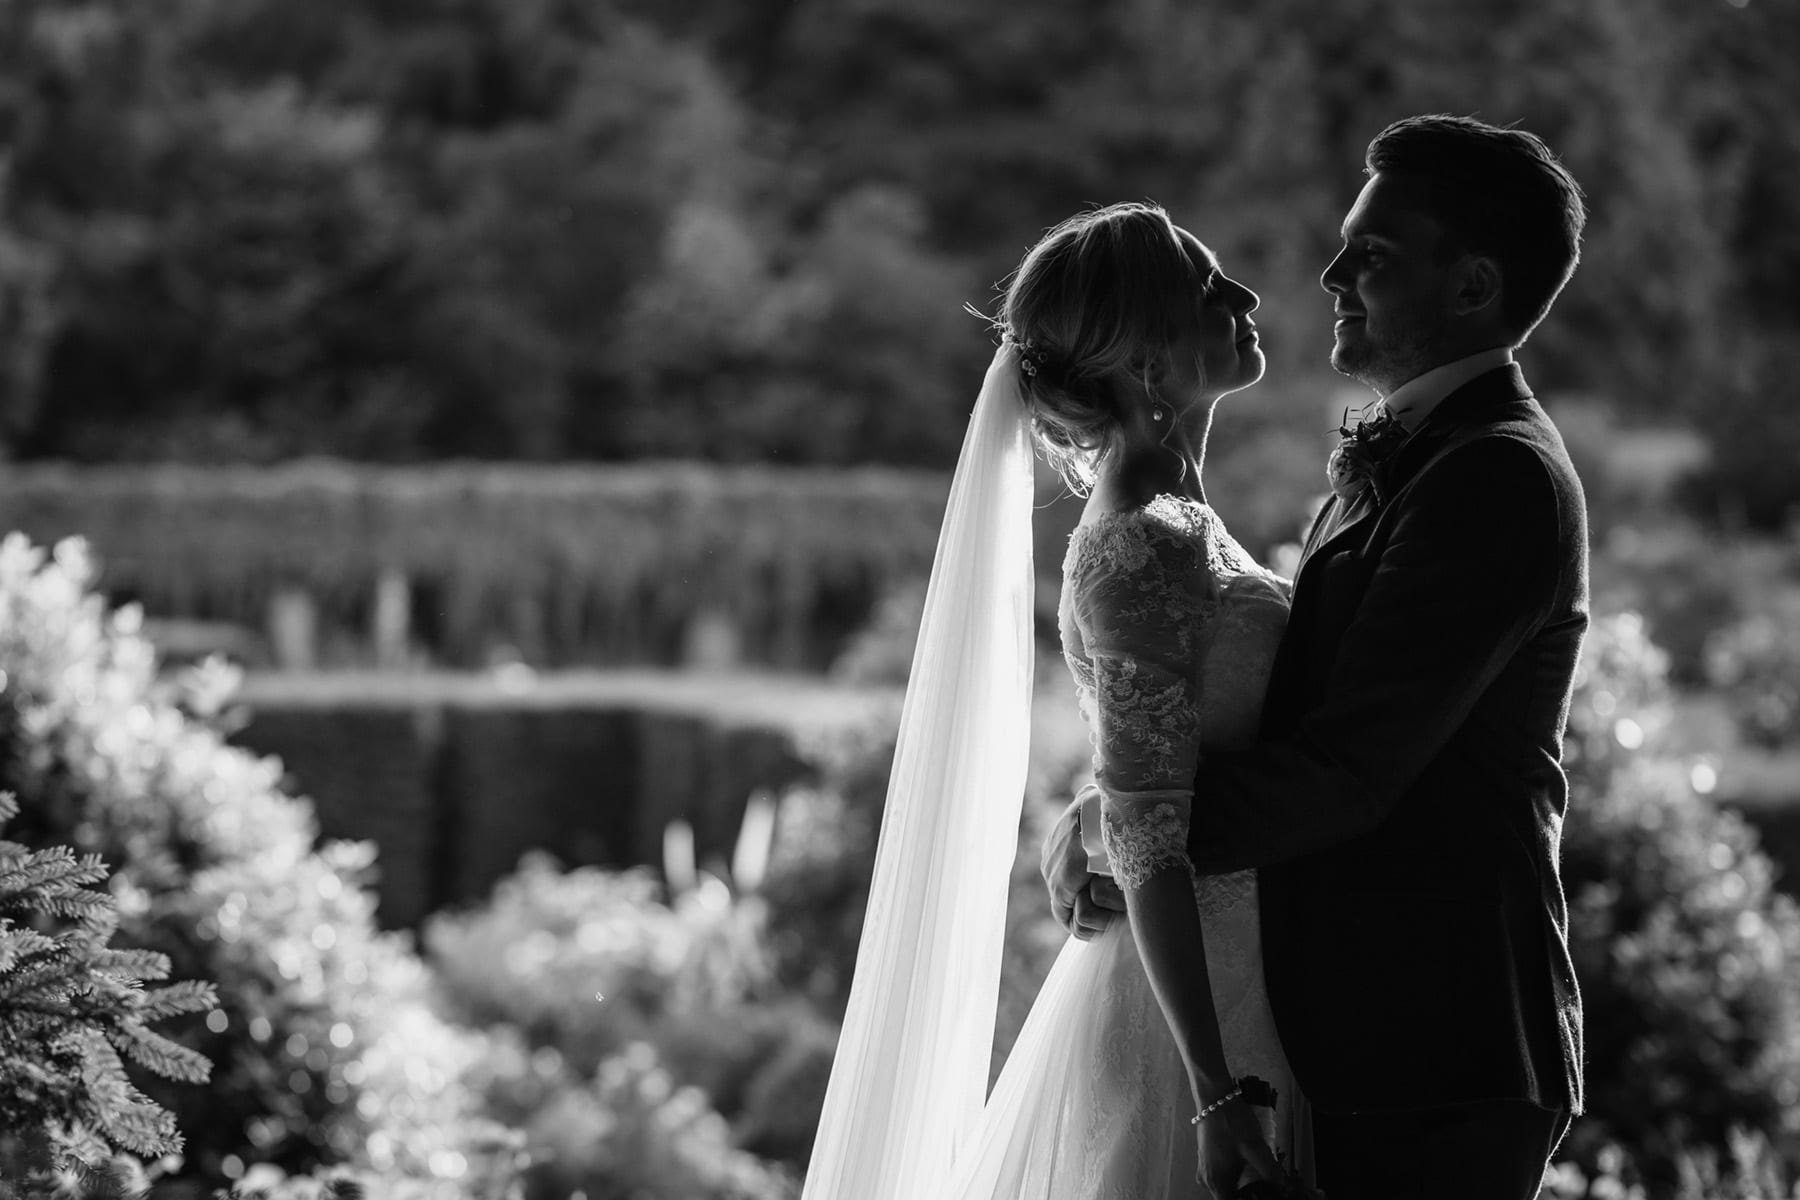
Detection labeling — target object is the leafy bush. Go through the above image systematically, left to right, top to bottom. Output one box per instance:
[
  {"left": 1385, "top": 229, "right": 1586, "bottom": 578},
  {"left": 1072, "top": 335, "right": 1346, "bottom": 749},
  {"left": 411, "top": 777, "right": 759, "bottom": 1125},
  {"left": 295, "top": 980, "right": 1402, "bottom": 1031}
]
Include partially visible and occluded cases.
[
  {"left": 0, "top": 535, "right": 516, "bottom": 1194},
  {"left": 1558, "top": 613, "right": 1800, "bottom": 1198},
  {"left": 425, "top": 852, "right": 808, "bottom": 1198},
  {"left": 427, "top": 854, "right": 777, "bottom": 1074},
  {"left": 473, "top": 1035, "right": 795, "bottom": 1200}
]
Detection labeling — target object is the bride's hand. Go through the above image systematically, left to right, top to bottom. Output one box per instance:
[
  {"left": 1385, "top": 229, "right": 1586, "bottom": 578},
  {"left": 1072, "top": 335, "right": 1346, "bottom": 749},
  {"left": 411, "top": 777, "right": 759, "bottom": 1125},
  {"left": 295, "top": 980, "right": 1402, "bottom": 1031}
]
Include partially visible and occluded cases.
[{"left": 1196, "top": 1097, "right": 1282, "bottom": 1198}]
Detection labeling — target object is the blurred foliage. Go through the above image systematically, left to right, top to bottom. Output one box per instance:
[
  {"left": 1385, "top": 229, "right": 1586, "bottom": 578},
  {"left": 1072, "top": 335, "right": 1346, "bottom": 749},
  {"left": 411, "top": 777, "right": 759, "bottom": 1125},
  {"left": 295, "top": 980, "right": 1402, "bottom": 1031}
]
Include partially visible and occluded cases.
[
  {"left": 0, "top": 0, "right": 1796, "bottom": 523},
  {"left": 0, "top": 461, "right": 946, "bottom": 669},
  {"left": 1590, "top": 526, "right": 1800, "bottom": 753},
  {"left": 0, "top": 535, "right": 521, "bottom": 1194},
  {"left": 829, "top": 581, "right": 928, "bottom": 688},
  {"left": 1704, "top": 597, "right": 1800, "bottom": 752},
  {"left": 1559, "top": 614, "right": 1800, "bottom": 1198},
  {"left": 419, "top": 661, "right": 1091, "bottom": 1196},
  {"left": 424, "top": 852, "right": 806, "bottom": 1198}
]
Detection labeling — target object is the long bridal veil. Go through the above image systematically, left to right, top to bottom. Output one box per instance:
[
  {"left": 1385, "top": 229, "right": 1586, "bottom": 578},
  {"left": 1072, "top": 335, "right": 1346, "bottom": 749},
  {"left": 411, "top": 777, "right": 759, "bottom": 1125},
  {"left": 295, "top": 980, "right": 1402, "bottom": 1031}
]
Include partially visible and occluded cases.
[{"left": 800, "top": 343, "right": 1037, "bottom": 1200}]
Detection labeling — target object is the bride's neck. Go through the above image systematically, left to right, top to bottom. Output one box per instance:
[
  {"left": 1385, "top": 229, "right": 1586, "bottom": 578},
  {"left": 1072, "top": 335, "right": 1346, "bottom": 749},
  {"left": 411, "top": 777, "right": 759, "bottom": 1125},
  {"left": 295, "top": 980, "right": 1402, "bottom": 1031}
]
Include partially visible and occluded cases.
[{"left": 1101, "top": 393, "right": 1214, "bottom": 508}]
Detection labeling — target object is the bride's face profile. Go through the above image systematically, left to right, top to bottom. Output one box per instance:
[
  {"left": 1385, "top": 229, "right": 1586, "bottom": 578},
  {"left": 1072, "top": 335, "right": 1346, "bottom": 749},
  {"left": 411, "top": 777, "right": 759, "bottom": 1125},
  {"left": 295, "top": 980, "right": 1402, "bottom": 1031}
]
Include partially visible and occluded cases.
[{"left": 1172, "top": 231, "right": 1264, "bottom": 403}]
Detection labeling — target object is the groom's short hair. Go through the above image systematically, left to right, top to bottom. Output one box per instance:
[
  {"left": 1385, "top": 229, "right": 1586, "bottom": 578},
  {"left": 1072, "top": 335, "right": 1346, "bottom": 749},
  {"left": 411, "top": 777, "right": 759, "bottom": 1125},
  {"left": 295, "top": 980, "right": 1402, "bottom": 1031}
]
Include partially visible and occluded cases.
[{"left": 1367, "top": 114, "right": 1587, "bottom": 343}]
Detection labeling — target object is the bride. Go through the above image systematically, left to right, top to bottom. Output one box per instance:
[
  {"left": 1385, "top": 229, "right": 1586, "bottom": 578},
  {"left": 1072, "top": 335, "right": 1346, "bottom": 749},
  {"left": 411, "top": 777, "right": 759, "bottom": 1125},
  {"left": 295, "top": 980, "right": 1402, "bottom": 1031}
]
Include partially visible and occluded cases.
[{"left": 802, "top": 202, "right": 1316, "bottom": 1199}]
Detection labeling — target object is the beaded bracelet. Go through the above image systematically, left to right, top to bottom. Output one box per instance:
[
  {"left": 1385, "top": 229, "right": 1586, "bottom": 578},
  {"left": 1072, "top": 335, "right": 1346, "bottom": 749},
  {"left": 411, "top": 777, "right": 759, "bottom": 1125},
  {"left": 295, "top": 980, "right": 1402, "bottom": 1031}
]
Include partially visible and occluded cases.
[{"left": 1189, "top": 1084, "right": 1245, "bottom": 1125}]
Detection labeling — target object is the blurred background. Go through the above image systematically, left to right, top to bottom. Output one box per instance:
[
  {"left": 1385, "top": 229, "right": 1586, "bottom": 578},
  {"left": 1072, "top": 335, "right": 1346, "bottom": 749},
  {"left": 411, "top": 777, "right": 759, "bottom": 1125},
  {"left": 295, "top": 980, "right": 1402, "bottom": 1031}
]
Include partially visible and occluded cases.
[{"left": 0, "top": 0, "right": 1798, "bottom": 1197}]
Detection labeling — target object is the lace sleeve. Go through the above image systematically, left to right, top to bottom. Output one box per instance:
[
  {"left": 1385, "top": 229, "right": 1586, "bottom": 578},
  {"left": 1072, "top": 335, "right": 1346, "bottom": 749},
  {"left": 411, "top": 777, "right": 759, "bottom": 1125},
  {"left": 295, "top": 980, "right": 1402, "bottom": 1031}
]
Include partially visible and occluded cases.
[{"left": 1068, "top": 510, "right": 1214, "bottom": 891}]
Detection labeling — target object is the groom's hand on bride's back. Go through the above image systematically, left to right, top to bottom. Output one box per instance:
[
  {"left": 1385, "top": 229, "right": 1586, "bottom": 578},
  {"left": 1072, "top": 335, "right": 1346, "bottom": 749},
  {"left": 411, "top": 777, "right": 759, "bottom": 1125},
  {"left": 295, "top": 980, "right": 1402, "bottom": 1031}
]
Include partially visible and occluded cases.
[{"left": 1041, "top": 785, "right": 1126, "bottom": 939}]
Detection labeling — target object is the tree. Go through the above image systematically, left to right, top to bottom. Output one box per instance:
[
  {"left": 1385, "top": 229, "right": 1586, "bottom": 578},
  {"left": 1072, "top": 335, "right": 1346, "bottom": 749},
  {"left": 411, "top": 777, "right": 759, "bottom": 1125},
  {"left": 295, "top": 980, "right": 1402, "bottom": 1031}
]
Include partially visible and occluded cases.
[
  {"left": 1, "top": 0, "right": 1797, "bottom": 512},
  {"left": 0, "top": 792, "right": 215, "bottom": 1181}
]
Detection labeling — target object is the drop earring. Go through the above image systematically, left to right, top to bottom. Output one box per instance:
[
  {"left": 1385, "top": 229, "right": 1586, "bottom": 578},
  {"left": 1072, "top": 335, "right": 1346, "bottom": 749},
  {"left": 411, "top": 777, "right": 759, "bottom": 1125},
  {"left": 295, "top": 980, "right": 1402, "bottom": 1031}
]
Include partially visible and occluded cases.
[{"left": 1152, "top": 404, "right": 1168, "bottom": 423}]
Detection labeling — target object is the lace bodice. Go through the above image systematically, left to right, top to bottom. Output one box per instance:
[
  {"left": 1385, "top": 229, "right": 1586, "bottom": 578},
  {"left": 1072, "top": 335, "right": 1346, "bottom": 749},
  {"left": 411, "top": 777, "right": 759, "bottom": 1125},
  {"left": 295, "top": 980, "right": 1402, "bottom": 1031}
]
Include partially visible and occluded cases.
[{"left": 1059, "top": 495, "right": 1290, "bottom": 892}]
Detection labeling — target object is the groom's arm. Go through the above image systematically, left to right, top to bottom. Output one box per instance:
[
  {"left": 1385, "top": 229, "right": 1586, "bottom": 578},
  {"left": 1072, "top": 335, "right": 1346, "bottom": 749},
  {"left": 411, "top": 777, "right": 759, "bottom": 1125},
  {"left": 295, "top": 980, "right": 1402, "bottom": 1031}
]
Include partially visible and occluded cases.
[{"left": 1187, "top": 436, "right": 1571, "bottom": 873}]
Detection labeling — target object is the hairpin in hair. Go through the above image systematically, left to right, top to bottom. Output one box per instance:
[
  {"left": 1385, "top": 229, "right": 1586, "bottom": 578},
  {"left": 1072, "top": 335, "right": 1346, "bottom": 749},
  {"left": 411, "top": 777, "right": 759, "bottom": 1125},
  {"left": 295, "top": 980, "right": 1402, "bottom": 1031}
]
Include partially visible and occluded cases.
[{"left": 1001, "top": 327, "right": 1048, "bottom": 377}]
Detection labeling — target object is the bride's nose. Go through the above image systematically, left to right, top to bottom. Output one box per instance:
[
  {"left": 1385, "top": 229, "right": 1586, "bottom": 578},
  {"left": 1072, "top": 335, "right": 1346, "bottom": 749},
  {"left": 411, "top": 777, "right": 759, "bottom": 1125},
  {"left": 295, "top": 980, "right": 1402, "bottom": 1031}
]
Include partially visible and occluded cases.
[{"left": 1224, "top": 276, "right": 1259, "bottom": 314}]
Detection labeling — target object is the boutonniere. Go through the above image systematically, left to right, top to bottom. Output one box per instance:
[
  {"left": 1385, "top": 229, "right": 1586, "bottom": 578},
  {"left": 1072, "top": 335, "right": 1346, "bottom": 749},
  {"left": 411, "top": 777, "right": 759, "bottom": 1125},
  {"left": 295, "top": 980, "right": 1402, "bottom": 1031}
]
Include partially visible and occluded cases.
[{"left": 1325, "top": 403, "right": 1410, "bottom": 507}]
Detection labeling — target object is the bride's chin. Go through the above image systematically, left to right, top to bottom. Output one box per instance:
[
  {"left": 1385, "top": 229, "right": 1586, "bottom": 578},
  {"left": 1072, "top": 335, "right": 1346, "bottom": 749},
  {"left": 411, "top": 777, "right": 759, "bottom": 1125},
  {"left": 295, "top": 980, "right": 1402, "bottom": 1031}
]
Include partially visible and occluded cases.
[{"left": 1231, "top": 357, "right": 1268, "bottom": 393}]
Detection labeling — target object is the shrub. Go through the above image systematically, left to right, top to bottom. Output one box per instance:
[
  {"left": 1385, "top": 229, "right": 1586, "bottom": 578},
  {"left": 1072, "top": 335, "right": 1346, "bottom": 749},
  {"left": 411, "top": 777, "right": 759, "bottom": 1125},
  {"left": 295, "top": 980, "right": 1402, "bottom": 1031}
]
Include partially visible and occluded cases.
[
  {"left": 0, "top": 535, "right": 515, "bottom": 1194},
  {"left": 1558, "top": 614, "right": 1800, "bottom": 1198},
  {"left": 0, "top": 790, "right": 216, "bottom": 1186},
  {"left": 425, "top": 852, "right": 806, "bottom": 1198},
  {"left": 426, "top": 854, "right": 778, "bottom": 1075}
]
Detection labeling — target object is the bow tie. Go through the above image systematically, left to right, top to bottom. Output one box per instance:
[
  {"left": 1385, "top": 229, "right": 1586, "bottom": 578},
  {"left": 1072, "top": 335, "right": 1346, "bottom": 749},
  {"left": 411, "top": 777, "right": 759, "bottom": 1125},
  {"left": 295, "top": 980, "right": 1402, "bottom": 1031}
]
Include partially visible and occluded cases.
[{"left": 1325, "top": 404, "right": 1410, "bottom": 507}]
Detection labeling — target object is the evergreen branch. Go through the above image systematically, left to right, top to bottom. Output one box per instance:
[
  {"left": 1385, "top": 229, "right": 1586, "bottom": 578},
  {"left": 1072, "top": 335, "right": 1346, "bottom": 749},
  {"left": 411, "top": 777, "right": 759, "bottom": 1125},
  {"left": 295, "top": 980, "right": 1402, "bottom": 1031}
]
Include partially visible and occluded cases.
[
  {"left": 0, "top": 791, "right": 212, "bottom": 1169},
  {"left": 0, "top": 847, "right": 110, "bottom": 894},
  {"left": 0, "top": 925, "right": 58, "bottom": 972},
  {"left": 86, "top": 947, "right": 173, "bottom": 982},
  {"left": 0, "top": 955, "right": 85, "bottom": 1006},
  {"left": 133, "top": 978, "right": 218, "bottom": 1021},
  {"left": 109, "top": 1020, "right": 213, "bottom": 1085},
  {"left": 62, "top": 1027, "right": 184, "bottom": 1157}
]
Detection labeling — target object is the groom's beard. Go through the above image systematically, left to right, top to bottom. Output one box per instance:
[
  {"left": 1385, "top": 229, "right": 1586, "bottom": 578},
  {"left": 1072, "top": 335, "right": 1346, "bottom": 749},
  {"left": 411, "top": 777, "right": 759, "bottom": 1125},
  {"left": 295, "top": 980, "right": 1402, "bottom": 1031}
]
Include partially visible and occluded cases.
[{"left": 1331, "top": 310, "right": 1455, "bottom": 394}]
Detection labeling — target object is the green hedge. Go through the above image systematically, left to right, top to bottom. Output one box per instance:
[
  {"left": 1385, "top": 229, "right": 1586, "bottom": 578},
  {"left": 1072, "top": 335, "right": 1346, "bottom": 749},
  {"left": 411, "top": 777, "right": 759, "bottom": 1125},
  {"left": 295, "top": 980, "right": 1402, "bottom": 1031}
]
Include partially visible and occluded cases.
[
  {"left": 1, "top": 461, "right": 950, "bottom": 669},
  {"left": 231, "top": 671, "right": 896, "bottom": 929}
]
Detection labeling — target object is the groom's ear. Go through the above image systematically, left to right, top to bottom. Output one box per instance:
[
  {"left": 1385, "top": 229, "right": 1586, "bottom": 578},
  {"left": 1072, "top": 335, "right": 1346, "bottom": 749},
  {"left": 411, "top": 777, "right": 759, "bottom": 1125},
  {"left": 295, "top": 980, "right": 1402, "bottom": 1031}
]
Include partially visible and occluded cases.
[{"left": 1451, "top": 255, "right": 1503, "bottom": 318}]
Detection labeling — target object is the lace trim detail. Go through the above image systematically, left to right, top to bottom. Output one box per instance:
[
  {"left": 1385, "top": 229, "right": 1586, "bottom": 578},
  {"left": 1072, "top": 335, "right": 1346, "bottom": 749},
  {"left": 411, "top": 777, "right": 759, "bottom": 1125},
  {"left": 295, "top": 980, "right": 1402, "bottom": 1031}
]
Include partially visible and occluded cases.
[
  {"left": 1066, "top": 496, "right": 1207, "bottom": 579},
  {"left": 1065, "top": 500, "right": 1215, "bottom": 795},
  {"left": 1091, "top": 658, "right": 1195, "bottom": 789},
  {"left": 1100, "top": 793, "right": 1194, "bottom": 891},
  {"left": 1195, "top": 869, "right": 1257, "bottom": 920}
]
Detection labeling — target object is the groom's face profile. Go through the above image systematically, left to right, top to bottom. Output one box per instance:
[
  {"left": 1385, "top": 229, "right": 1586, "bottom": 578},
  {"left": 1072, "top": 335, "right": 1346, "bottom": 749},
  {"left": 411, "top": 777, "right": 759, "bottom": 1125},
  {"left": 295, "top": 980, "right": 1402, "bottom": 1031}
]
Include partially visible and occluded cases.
[{"left": 1321, "top": 172, "right": 1465, "bottom": 394}]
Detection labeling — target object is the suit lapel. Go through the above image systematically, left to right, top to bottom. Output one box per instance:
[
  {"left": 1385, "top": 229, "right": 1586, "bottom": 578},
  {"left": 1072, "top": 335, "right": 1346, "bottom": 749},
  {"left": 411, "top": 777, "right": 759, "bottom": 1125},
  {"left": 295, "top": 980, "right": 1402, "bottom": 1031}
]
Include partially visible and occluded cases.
[
  {"left": 1377, "top": 363, "right": 1534, "bottom": 497},
  {"left": 1291, "top": 364, "right": 1535, "bottom": 582},
  {"left": 1297, "top": 491, "right": 1373, "bottom": 574},
  {"left": 1295, "top": 495, "right": 1343, "bottom": 573}
]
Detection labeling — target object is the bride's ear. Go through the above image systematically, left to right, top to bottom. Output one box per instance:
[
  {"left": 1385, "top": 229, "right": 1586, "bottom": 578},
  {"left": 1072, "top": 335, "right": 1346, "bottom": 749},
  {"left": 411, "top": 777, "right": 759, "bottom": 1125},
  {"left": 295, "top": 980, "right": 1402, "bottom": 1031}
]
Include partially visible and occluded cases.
[{"left": 1452, "top": 255, "right": 1503, "bottom": 317}]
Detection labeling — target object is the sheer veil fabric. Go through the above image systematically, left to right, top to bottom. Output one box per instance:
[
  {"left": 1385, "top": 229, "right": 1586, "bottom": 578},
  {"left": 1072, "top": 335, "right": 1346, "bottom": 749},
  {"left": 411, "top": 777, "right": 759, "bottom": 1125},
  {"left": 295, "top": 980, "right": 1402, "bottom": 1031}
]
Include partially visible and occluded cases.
[{"left": 801, "top": 344, "right": 1038, "bottom": 1200}]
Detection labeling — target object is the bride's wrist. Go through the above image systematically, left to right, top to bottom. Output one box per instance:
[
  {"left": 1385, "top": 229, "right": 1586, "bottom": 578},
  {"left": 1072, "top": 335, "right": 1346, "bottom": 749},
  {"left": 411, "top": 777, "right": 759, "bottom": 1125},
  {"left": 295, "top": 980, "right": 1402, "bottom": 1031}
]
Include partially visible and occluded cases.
[
  {"left": 1187, "top": 1064, "right": 1236, "bottom": 1106},
  {"left": 1190, "top": 1081, "right": 1245, "bottom": 1125}
]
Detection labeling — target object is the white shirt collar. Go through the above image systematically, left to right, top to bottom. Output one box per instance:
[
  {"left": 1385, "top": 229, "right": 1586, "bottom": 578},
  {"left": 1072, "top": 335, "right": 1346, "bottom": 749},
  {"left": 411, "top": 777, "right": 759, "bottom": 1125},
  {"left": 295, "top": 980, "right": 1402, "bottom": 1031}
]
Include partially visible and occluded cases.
[{"left": 1379, "top": 347, "right": 1515, "bottom": 432}]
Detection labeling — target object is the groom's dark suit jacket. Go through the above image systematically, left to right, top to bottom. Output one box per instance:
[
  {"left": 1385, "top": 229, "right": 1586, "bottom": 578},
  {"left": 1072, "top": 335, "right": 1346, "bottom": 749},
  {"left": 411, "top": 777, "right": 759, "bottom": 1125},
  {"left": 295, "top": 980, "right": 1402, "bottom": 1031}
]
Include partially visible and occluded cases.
[{"left": 1187, "top": 364, "right": 1587, "bottom": 1118}]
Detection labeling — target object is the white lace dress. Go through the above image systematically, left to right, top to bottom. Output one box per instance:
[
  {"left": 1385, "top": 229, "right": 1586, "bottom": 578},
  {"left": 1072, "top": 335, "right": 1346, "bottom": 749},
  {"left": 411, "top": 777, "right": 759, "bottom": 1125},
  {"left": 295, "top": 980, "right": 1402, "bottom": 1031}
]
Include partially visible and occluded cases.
[{"left": 948, "top": 495, "right": 1308, "bottom": 1200}]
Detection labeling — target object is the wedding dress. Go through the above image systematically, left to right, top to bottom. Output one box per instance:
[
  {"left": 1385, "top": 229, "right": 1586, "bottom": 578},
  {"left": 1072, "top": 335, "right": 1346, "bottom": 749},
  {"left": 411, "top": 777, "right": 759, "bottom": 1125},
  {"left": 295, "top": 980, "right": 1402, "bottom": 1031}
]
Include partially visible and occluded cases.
[
  {"left": 800, "top": 348, "right": 1308, "bottom": 1200},
  {"left": 947, "top": 493, "right": 1310, "bottom": 1200}
]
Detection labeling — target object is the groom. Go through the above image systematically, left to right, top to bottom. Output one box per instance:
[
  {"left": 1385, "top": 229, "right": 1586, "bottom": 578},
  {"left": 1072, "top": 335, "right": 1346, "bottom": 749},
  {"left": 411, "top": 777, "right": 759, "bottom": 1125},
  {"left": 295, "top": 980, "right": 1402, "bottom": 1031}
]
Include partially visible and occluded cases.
[{"left": 1043, "top": 114, "right": 1589, "bottom": 1199}]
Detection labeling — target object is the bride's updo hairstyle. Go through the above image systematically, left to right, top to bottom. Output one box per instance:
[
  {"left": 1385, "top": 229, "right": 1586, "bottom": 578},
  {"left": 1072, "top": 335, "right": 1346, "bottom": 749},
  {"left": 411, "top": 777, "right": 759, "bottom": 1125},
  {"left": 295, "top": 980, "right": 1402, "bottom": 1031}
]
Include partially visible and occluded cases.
[{"left": 999, "top": 201, "right": 1208, "bottom": 492}]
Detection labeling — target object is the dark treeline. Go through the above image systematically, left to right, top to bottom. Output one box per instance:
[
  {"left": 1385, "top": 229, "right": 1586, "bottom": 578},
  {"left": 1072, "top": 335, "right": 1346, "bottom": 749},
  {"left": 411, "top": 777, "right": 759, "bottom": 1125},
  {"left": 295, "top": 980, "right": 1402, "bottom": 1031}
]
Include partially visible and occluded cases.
[{"left": 1, "top": 0, "right": 1796, "bottom": 521}]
